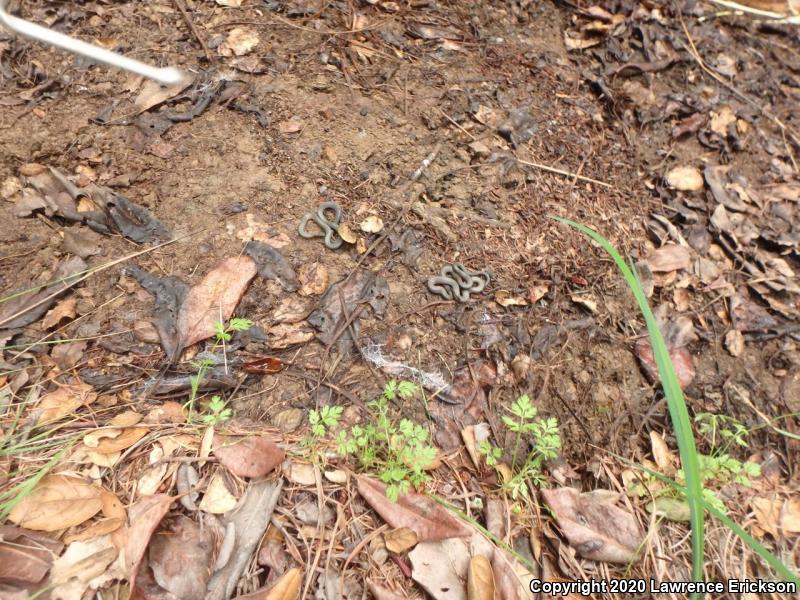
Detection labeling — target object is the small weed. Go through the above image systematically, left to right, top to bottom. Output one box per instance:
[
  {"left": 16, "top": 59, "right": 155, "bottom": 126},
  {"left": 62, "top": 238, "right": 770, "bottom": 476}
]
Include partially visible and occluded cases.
[
  {"left": 186, "top": 317, "right": 252, "bottom": 421},
  {"left": 335, "top": 380, "right": 437, "bottom": 502},
  {"left": 478, "top": 394, "right": 561, "bottom": 499},
  {"left": 199, "top": 395, "right": 233, "bottom": 426},
  {"left": 305, "top": 405, "right": 344, "bottom": 447}
]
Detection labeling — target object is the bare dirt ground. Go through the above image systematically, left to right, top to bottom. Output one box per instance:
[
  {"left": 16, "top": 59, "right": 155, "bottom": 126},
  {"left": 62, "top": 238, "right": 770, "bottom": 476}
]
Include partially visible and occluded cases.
[{"left": 2, "top": 1, "right": 800, "bottom": 598}]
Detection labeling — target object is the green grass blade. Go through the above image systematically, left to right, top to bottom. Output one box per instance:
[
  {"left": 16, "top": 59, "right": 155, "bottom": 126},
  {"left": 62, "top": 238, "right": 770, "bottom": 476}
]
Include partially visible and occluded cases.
[{"left": 551, "top": 216, "right": 706, "bottom": 585}]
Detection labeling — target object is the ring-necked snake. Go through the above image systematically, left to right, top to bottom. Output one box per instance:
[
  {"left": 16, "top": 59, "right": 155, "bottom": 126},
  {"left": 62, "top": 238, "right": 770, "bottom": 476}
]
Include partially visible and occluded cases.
[
  {"left": 298, "top": 201, "right": 344, "bottom": 249},
  {"left": 427, "top": 263, "right": 490, "bottom": 302}
]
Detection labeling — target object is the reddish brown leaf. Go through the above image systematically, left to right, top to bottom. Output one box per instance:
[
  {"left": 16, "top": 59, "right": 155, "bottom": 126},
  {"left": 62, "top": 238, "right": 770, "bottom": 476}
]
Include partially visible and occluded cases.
[
  {"left": 176, "top": 256, "right": 257, "bottom": 349},
  {"left": 634, "top": 339, "right": 695, "bottom": 390},
  {"left": 242, "top": 356, "right": 285, "bottom": 375},
  {"left": 213, "top": 434, "right": 285, "bottom": 478},
  {"left": 356, "top": 476, "right": 472, "bottom": 541},
  {"left": 125, "top": 494, "right": 173, "bottom": 595},
  {"left": 0, "top": 526, "right": 63, "bottom": 586},
  {"left": 236, "top": 567, "right": 302, "bottom": 599},
  {"left": 367, "top": 581, "right": 409, "bottom": 600}
]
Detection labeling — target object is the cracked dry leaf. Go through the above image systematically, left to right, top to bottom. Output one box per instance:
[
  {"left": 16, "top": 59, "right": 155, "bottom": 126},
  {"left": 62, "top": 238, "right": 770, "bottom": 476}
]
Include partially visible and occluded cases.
[
  {"left": 219, "top": 27, "right": 260, "bottom": 57},
  {"left": 176, "top": 256, "right": 257, "bottom": 350},
  {"left": 41, "top": 297, "right": 77, "bottom": 329},
  {"left": 267, "top": 322, "right": 315, "bottom": 348},
  {"left": 725, "top": 329, "right": 745, "bottom": 357},
  {"left": 649, "top": 431, "right": 676, "bottom": 475},
  {"left": 9, "top": 475, "right": 103, "bottom": 532},
  {"left": 357, "top": 476, "right": 472, "bottom": 541},
  {"left": 541, "top": 487, "right": 644, "bottom": 564},
  {"left": 0, "top": 526, "right": 63, "bottom": 586},
  {"left": 384, "top": 527, "right": 418, "bottom": 553},
  {"left": 48, "top": 535, "right": 118, "bottom": 600}
]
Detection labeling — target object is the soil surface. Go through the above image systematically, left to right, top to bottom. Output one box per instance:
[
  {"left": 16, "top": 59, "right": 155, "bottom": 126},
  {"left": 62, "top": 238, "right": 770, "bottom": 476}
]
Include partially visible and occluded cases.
[{"left": 2, "top": 1, "right": 800, "bottom": 599}]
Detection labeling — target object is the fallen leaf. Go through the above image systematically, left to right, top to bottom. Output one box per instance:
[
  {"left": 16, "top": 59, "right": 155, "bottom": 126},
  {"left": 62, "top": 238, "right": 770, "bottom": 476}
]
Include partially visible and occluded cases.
[
  {"left": 216, "top": 0, "right": 243, "bottom": 5},
  {"left": 219, "top": 27, "right": 260, "bottom": 57},
  {"left": 133, "top": 76, "right": 193, "bottom": 113},
  {"left": 710, "top": 105, "right": 736, "bottom": 137},
  {"left": 666, "top": 166, "right": 703, "bottom": 191},
  {"left": 360, "top": 215, "right": 384, "bottom": 233},
  {"left": 337, "top": 223, "right": 357, "bottom": 244},
  {"left": 646, "top": 244, "right": 691, "bottom": 273},
  {"left": 176, "top": 256, "right": 257, "bottom": 351},
  {"left": 298, "top": 262, "right": 329, "bottom": 296},
  {"left": 528, "top": 284, "right": 549, "bottom": 303},
  {"left": 495, "top": 290, "right": 528, "bottom": 307},
  {"left": 571, "top": 294, "right": 597, "bottom": 313},
  {"left": 272, "top": 296, "right": 312, "bottom": 324},
  {"left": 41, "top": 297, "right": 77, "bottom": 329},
  {"left": 725, "top": 329, "right": 745, "bottom": 357},
  {"left": 635, "top": 339, "right": 695, "bottom": 389},
  {"left": 243, "top": 356, "right": 285, "bottom": 374},
  {"left": 36, "top": 382, "right": 96, "bottom": 425},
  {"left": 272, "top": 408, "right": 304, "bottom": 432},
  {"left": 93, "top": 427, "right": 148, "bottom": 454},
  {"left": 213, "top": 434, "right": 285, "bottom": 478},
  {"left": 286, "top": 461, "right": 316, "bottom": 486},
  {"left": 199, "top": 471, "right": 238, "bottom": 514},
  {"left": 9, "top": 475, "right": 103, "bottom": 532},
  {"left": 357, "top": 476, "right": 472, "bottom": 541},
  {"left": 542, "top": 487, "right": 644, "bottom": 563},
  {"left": 125, "top": 494, "right": 174, "bottom": 595},
  {"left": 752, "top": 495, "right": 781, "bottom": 538},
  {"left": 648, "top": 497, "right": 690, "bottom": 522},
  {"left": 780, "top": 497, "right": 800, "bottom": 534},
  {"left": 149, "top": 515, "right": 214, "bottom": 598},
  {"left": 0, "top": 526, "right": 63, "bottom": 586},
  {"left": 384, "top": 527, "right": 418, "bottom": 553},
  {"left": 48, "top": 535, "right": 118, "bottom": 600},
  {"left": 408, "top": 538, "right": 469, "bottom": 600},
  {"left": 468, "top": 555, "right": 495, "bottom": 600},
  {"left": 367, "top": 581, "right": 407, "bottom": 600}
]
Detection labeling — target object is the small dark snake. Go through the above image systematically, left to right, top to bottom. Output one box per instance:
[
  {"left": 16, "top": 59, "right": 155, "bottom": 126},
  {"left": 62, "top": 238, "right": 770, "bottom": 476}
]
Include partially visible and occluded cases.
[
  {"left": 298, "top": 201, "right": 344, "bottom": 249},
  {"left": 426, "top": 263, "right": 490, "bottom": 302}
]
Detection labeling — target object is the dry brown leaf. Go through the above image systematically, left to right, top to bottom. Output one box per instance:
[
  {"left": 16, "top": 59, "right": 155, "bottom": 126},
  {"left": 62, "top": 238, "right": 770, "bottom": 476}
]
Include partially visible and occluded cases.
[
  {"left": 216, "top": 0, "right": 243, "bottom": 5},
  {"left": 219, "top": 27, "right": 260, "bottom": 57},
  {"left": 710, "top": 105, "right": 736, "bottom": 137},
  {"left": 278, "top": 116, "right": 304, "bottom": 134},
  {"left": 666, "top": 166, "right": 704, "bottom": 191},
  {"left": 337, "top": 223, "right": 357, "bottom": 244},
  {"left": 646, "top": 244, "right": 691, "bottom": 273},
  {"left": 176, "top": 256, "right": 257, "bottom": 350},
  {"left": 298, "top": 262, "right": 329, "bottom": 296},
  {"left": 528, "top": 284, "right": 549, "bottom": 303},
  {"left": 495, "top": 290, "right": 528, "bottom": 307},
  {"left": 41, "top": 297, "right": 77, "bottom": 329},
  {"left": 37, "top": 382, "right": 97, "bottom": 425},
  {"left": 108, "top": 410, "right": 143, "bottom": 427},
  {"left": 93, "top": 427, "right": 148, "bottom": 454},
  {"left": 213, "top": 434, "right": 285, "bottom": 478},
  {"left": 286, "top": 461, "right": 316, "bottom": 486},
  {"left": 9, "top": 475, "right": 103, "bottom": 532},
  {"left": 357, "top": 476, "right": 472, "bottom": 541},
  {"left": 542, "top": 487, "right": 644, "bottom": 564},
  {"left": 125, "top": 494, "right": 173, "bottom": 595},
  {"left": 752, "top": 495, "right": 782, "bottom": 538},
  {"left": 780, "top": 497, "right": 800, "bottom": 534},
  {"left": 63, "top": 517, "right": 124, "bottom": 544},
  {"left": 0, "top": 526, "right": 63, "bottom": 586},
  {"left": 384, "top": 527, "right": 419, "bottom": 553},
  {"left": 48, "top": 535, "right": 118, "bottom": 600},
  {"left": 467, "top": 555, "right": 495, "bottom": 600},
  {"left": 366, "top": 581, "right": 408, "bottom": 600}
]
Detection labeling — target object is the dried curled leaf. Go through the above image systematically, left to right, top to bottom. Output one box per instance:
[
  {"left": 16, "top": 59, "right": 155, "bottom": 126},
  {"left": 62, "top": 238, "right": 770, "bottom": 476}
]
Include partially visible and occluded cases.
[{"left": 468, "top": 555, "right": 495, "bottom": 600}]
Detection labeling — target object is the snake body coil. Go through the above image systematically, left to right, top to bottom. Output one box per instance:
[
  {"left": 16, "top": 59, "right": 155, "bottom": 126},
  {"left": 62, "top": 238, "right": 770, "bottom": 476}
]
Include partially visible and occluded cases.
[{"left": 426, "top": 264, "right": 490, "bottom": 302}]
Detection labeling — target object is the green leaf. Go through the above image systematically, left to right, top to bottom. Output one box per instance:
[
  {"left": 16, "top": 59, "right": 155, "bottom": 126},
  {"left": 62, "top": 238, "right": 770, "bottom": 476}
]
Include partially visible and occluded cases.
[{"left": 228, "top": 317, "right": 254, "bottom": 332}]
